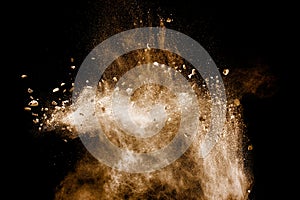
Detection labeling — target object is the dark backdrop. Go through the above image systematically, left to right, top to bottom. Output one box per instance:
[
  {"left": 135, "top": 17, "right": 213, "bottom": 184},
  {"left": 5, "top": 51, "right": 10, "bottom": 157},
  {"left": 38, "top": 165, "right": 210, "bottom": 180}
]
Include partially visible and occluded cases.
[{"left": 6, "top": 1, "right": 295, "bottom": 199}]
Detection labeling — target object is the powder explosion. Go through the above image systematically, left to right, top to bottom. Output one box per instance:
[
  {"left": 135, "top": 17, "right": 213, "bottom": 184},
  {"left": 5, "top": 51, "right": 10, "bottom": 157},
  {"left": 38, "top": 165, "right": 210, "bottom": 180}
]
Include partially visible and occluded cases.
[{"left": 20, "top": 15, "right": 262, "bottom": 200}]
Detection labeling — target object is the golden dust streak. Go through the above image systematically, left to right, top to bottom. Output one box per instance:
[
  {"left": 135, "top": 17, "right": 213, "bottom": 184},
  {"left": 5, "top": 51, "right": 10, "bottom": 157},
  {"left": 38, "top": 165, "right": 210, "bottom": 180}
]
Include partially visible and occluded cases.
[{"left": 20, "top": 16, "right": 276, "bottom": 200}]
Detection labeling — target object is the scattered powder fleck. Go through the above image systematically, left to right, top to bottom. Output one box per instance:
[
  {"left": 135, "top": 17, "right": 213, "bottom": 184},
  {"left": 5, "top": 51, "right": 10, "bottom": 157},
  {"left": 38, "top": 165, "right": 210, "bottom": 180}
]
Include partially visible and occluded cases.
[
  {"left": 223, "top": 68, "right": 230, "bottom": 75},
  {"left": 27, "top": 88, "right": 33, "bottom": 94},
  {"left": 53, "top": 88, "right": 60, "bottom": 93},
  {"left": 28, "top": 100, "right": 38, "bottom": 107}
]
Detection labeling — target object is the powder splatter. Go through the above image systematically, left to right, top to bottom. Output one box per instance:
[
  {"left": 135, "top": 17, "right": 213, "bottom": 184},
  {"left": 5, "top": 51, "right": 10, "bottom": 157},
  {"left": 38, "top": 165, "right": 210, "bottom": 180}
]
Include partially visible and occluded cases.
[{"left": 19, "top": 8, "right": 271, "bottom": 200}]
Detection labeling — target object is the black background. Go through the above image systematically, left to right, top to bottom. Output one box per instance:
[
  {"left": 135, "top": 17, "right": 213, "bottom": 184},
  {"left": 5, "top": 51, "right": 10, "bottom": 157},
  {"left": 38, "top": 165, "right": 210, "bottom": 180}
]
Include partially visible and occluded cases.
[{"left": 6, "top": 1, "right": 296, "bottom": 199}]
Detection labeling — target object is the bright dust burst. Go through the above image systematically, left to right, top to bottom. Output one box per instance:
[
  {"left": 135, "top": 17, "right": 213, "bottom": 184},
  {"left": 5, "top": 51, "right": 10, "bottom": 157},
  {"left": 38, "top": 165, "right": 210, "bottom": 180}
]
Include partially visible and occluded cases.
[{"left": 21, "top": 18, "right": 260, "bottom": 200}]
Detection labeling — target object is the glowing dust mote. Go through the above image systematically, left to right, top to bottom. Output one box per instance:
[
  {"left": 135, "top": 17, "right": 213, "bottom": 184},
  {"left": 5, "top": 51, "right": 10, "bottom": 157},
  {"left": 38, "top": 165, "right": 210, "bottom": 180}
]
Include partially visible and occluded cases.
[{"left": 22, "top": 26, "right": 255, "bottom": 200}]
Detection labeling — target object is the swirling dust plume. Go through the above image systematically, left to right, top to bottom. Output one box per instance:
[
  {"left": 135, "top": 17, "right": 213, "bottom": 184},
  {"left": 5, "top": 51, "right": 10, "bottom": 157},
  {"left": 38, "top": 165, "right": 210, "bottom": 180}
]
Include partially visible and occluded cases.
[{"left": 20, "top": 13, "right": 278, "bottom": 200}]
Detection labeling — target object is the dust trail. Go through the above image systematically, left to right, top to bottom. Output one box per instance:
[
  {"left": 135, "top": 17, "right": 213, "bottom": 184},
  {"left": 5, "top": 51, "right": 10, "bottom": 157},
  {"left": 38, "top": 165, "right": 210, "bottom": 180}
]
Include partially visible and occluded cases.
[
  {"left": 19, "top": 2, "right": 274, "bottom": 199},
  {"left": 24, "top": 46, "right": 256, "bottom": 199},
  {"left": 52, "top": 83, "right": 253, "bottom": 199}
]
